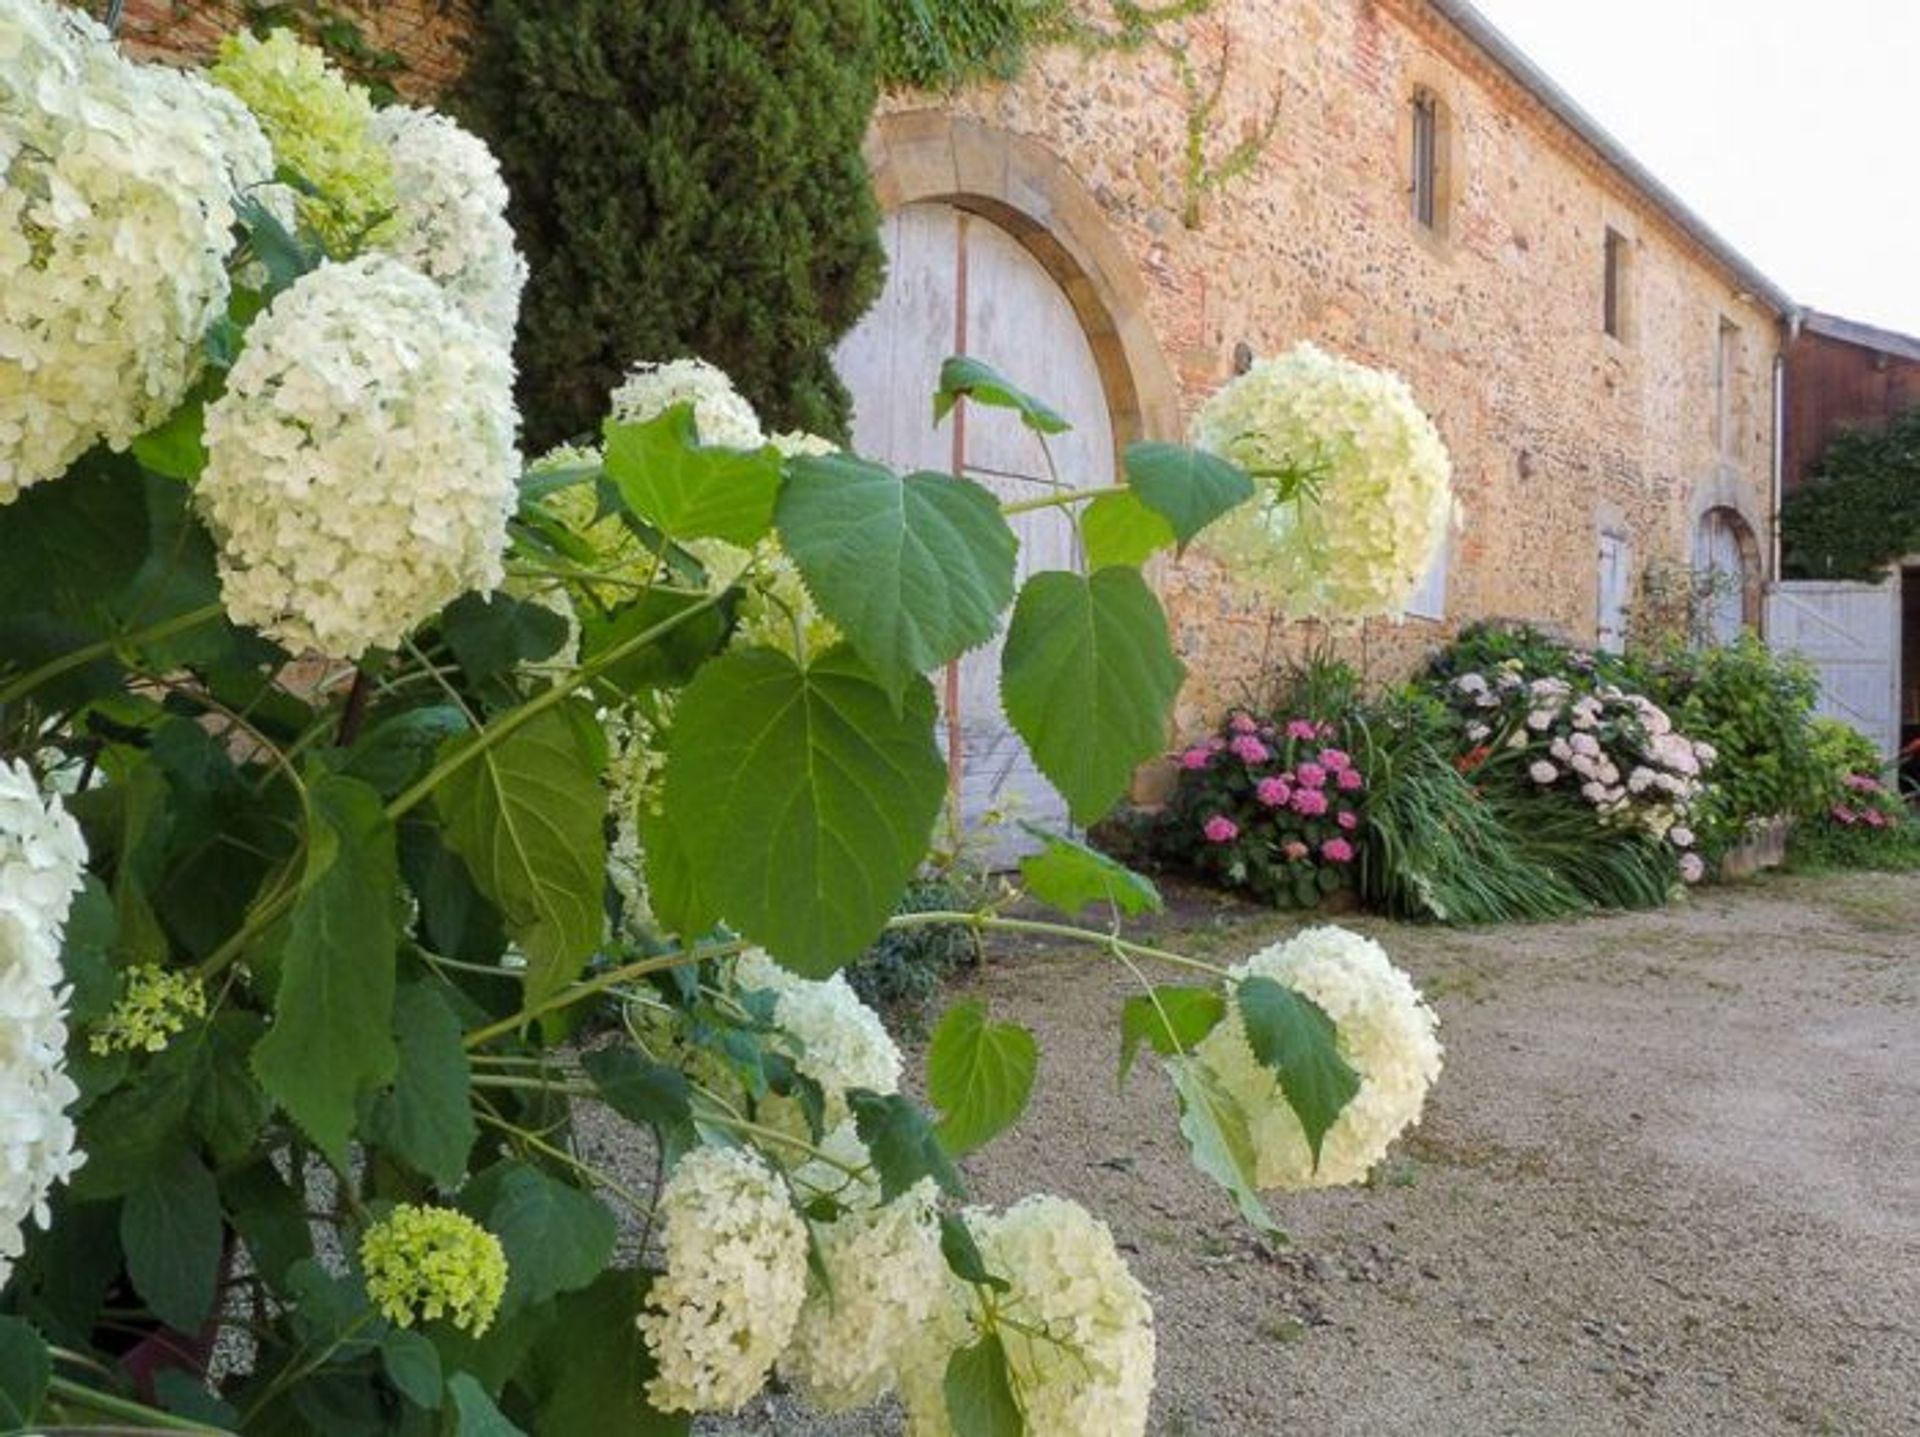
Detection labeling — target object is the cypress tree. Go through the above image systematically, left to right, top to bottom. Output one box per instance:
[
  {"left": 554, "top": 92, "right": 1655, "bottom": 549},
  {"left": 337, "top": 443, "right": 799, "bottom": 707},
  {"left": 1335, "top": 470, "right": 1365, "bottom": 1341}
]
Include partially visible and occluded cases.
[{"left": 459, "top": 1, "right": 886, "bottom": 449}]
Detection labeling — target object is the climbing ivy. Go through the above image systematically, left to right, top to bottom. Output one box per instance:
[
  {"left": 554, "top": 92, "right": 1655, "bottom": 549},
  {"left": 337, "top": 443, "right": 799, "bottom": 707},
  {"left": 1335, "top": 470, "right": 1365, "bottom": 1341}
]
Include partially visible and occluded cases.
[{"left": 1781, "top": 408, "right": 1920, "bottom": 580}]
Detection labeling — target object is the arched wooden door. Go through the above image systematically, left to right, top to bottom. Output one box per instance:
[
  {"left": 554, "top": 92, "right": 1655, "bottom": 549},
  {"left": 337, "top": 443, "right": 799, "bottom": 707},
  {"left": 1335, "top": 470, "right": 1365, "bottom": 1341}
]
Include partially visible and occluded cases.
[
  {"left": 835, "top": 203, "right": 1117, "bottom": 857},
  {"left": 1693, "top": 506, "right": 1758, "bottom": 645}
]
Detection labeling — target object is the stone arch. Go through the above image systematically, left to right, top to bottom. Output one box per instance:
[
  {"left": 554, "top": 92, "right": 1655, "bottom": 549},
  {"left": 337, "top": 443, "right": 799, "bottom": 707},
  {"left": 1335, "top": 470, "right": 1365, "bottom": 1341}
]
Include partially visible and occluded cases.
[
  {"left": 862, "top": 110, "right": 1182, "bottom": 450},
  {"left": 1693, "top": 503, "right": 1764, "bottom": 638}
]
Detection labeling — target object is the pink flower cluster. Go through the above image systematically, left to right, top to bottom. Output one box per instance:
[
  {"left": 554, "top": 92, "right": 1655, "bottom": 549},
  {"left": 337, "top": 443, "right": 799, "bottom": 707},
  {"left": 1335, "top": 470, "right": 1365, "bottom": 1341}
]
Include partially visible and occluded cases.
[{"left": 1179, "top": 710, "right": 1368, "bottom": 883}]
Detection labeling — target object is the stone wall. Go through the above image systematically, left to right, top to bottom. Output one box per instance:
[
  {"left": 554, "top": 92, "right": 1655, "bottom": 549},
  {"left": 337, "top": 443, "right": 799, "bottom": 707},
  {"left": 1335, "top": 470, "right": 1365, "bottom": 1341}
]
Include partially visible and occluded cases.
[
  {"left": 105, "top": 0, "right": 473, "bottom": 101},
  {"left": 877, "top": 0, "right": 1783, "bottom": 729}
]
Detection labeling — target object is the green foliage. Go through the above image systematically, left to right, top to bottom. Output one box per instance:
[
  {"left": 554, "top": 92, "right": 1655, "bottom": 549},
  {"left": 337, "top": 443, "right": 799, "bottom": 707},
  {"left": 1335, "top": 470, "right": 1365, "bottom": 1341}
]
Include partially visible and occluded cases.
[
  {"left": 458, "top": 0, "right": 885, "bottom": 447},
  {"left": 878, "top": 0, "right": 1060, "bottom": 89},
  {"left": 934, "top": 355, "right": 1072, "bottom": 435},
  {"left": 602, "top": 407, "right": 782, "bottom": 545},
  {"left": 1781, "top": 407, "right": 1920, "bottom": 579},
  {"left": 1122, "top": 440, "right": 1255, "bottom": 548},
  {"left": 776, "top": 453, "right": 1020, "bottom": 702},
  {"left": 1000, "top": 568, "right": 1186, "bottom": 823},
  {"left": 1632, "top": 636, "right": 1826, "bottom": 848},
  {"left": 661, "top": 647, "right": 948, "bottom": 972},
  {"left": 1019, "top": 828, "right": 1163, "bottom": 920},
  {"left": 1235, "top": 977, "right": 1358, "bottom": 1166},
  {"left": 1119, "top": 986, "right": 1225, "bottom": 1081},
  {"left": 927, "top": 1001, "right": 1038, "bottom": 1155},
  {"left": 1166, "top": 1055, "right": 1278, "bottom": 1236},
  {"left": 0, "top": 1316, "right": 49, "bottom": 1428},
  {"left": 943, "top": 1331, "right": 1025, "bottom": 1436}
]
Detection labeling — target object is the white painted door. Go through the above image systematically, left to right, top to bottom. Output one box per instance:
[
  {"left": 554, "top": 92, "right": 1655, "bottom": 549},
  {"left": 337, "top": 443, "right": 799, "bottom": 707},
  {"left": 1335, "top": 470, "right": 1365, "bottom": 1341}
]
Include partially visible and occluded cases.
[
  {"left": 835, "top": 204, "right": 1115, "bottom": 858},
  {"left": 1692, "top": 509, "right": 1747, "bottom": 645},
  {"left": 1597, "top": 531, "right": 1630, "bottom": 654},
  {"left": 1766, "top": 579, "right": 1902, "bottom": 758}
]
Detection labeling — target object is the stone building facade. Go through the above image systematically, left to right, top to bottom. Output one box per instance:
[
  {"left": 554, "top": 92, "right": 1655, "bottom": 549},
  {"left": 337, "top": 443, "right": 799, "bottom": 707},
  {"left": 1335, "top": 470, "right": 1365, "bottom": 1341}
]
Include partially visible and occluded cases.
[
  {"left": 103, "top": 0, "right": 1791, "bottom": 734},
  {"left": 864, "top": 0, "right": 1789, "bottom": 727}
]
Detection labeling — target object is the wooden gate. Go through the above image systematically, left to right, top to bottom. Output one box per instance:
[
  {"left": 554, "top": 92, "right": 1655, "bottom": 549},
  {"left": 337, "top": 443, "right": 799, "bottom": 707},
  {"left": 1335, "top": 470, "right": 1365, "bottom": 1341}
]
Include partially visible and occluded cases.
[
  {"left": 834, "top": 203, "right": 1117, "bottom": 857},
  {"left": 1766, "top": 579, "right": 1902, "bottom": 757}
]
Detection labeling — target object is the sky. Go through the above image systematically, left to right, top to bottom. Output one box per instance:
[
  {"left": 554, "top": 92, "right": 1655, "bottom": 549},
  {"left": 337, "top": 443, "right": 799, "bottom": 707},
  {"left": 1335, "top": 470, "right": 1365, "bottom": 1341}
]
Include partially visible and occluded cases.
[{"left": 1467, "top": 0, "right": 1920, "bottom": 336}]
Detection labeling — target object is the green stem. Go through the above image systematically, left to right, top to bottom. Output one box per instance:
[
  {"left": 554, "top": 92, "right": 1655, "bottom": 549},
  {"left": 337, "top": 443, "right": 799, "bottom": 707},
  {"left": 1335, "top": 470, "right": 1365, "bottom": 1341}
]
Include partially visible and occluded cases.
[
  {"left": 998, "top": 483, "right": 1127, "bottom": 518},
  {"left": 386, "top": 578, "right": 735, "bottom": 823},
  {"left": 0, "top": 602, "right": 225, "bottom": 708},
  {"left": 885, "top": 909, "right": 1227, "bottom": 980},
  {"left": 462, "top": 938, "right": 747, "bottom": 1049},
  {"left": 474, "top": 1108, "right": 656, "bottom": 1215},
  {"left": 47, "top": 1373, "right": 229, "bottom": 1433}
]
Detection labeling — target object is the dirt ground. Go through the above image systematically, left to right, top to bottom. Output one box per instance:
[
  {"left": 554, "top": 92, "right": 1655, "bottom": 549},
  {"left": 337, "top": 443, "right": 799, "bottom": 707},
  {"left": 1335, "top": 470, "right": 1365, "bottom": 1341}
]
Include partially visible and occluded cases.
[{"left": 705, "top": 869, "right": 1920, "bottom": 1436}]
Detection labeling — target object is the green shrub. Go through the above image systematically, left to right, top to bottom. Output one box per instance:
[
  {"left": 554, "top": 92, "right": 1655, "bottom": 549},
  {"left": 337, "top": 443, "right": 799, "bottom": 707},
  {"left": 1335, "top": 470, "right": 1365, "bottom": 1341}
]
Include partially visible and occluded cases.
[
  {"left": 459, "top": 0, "right": 886, "bottom": 448},
  {"left": 879, "top": 0, "right": 1058, "bottom": 88},
  {"left": 1781, "top": 407, "right": 1920, "bottom": 580},
  {"left": 1633, "top": 636, "right": 1824, "bottom": 850}
]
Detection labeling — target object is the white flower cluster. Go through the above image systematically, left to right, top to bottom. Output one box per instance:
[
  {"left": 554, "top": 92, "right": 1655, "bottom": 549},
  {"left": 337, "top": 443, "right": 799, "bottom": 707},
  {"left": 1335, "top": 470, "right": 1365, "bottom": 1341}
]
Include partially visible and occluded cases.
[
  {"left": 1, "top": 0, "right": 258, "bottom": 500},
  {"left": 369, "top": 106, "right": 527, "bottom": 350},
  {"left": 197, "top": 254, "right": 519, "bottom": 658},
  {"left": 1193, "top": 342, "right": 1454, "bottom": 619},
  {"left": 610, "top": 358, "right": 766, "bottom": 451},
  {"left": 1449, "top": 663, "right": 1714, "bottom": 880},
  {"left": 0, "top": 758, "right": 88, "bottom": 1291},
  {"left": 1194, "top": 927, "right": 1442, "bottom": 1190},
  {"left": 734, "top": 947, "right": 902, "bottom": 1120},
  {"left": 638, "top": 1145, "right": 810, "bottom": 1413},
  {"left": 780, "top": 1180, "right": 948, "bottom": 1411},
  {"left": 901, "top": 1195, "right": 1156, "bottom": 1437}
]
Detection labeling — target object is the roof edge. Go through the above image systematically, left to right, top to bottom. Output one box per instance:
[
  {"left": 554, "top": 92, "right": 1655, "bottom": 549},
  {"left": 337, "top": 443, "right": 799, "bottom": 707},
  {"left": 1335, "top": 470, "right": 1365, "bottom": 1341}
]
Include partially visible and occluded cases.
[
  {"left": 1425, "top": 0, "right": 1795, "bottom": 317},
  {"left": 1799, "top": 309, "right": 1920, "bottom": 364}
]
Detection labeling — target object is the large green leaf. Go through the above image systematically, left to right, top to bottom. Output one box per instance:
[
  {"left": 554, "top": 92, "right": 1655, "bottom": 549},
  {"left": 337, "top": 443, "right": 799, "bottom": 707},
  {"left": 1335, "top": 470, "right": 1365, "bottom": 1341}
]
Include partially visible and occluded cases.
[
  {"left": 934, "top": 355, "right": 1070, "bottom": 435},
  {"left": 602, "top": 404, "right": 782, "bottom": 545},
  {"left": 1122, "top": 441, "right": 1255, "bottom": 546},
  {"left": 776, "top": 454, "right": 1017, "bottom": 701},
  {"left": 1080, "top": 490, "right": 1175, "bottom": 570},
  {"left": 999, "top": 568, "right": 1185, "bottom": 824},
  {"left": 579, "top": 587, "right": 733, "bottom": 700},
  {"left": 441, "top": 591, "right": 569, "bottom": 702},
  {"left": 663, "top": 646, "right": 946, "bottom": 974},
  {"left": 435, "top": 701, "right": 607, "bottom": 1008},
  {"left": 251, "top": 772, "right": 400, "bottom": 1169},
  {"left": 1018, "top": 828, "right": 1161, "bottom": 920},
  {"left": 1235, "top": 976, "right": 1360, "bottom": 1167},
  {"left": 364, "top": 982, "right": 476, "bottom": 1188},
  {"left": 1119, "top": 986, "right": 1226, "bottom": 1083},
  {"left": 927, "top": 1001, "right": 1037, "bottom": 1156},
  {"left": 580, "top": 1048, "right": 694, "bottom": 1154},
  {"left": 1166, "top": 1055, "right": 1280, "bottom": 1237},
  {"left": 849, "top": 1089, "right": 965, "bottom": 1201},
  {"left": 120, "top": 1148, "right": 222, "bottom": 1333},
  {"left": 479, "top": 1163, "right": 617, "bottom": 1316},
  {"left": 938, "top": 1213, "right": 1009, "bottom": 1293},
  {"left": 528, "top": 1270, "right": 687, "bottom": 1435},
  {"left": 0, "top": 1317, "right": 49, "bottom": 1428},
  {"left": 379, "top": 1328, "right": 441, "bottom": 1410},
  {"left": 943, "top": 1331, "right": 1025, "bottom": 1436},
  {"left": 446, "top": 1374, "right": 525, "bottom": 1436}
]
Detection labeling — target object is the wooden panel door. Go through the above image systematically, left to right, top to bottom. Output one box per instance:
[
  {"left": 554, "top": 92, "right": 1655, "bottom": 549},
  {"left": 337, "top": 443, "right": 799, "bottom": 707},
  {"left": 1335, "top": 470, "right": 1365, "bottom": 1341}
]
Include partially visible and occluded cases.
[
  {"left": 833, "top": 205, "right": 1114, "bottom": 860},
  {"left": 1597, "top": 531, "right": 1631, "bottom": 654},
  {"left": 1767, "top": 579, "right": 1902, "bottom": 757}
]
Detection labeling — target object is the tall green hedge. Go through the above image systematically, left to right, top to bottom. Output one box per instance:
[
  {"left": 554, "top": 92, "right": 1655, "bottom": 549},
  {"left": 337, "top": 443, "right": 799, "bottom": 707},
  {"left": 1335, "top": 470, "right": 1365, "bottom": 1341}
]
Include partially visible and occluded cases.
[
  {"left": 459, "top": 0, "right": 886, "bottom": 449},
  {"left": 1781, "top": 407, "right": 1920, "bottom": 580}
]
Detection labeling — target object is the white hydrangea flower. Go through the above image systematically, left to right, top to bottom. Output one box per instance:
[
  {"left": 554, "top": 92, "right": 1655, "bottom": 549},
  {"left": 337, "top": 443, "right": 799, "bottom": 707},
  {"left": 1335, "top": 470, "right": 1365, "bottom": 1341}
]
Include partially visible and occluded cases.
[
  {"left": 0, "top": 0, "right": 252, "bottom": 499},
  {"left": 369, "top": 106, "right": 526, "bottom": 350},
  {"left": 197, "top": 254, "right": 520, "bottom": 658},
  {"left": 1192, "top": 342, "right": 1454, "bottom": 618},
  {"left": 610, "top": 357, "right": 765, "bottom": 451},
  {"left": 771, "top": 430, "right": 838, "bottom": 459},
  {"left": 603, "top": 702, "right": 671, "bottom": 939},
  {"left": 0, "top": 758, "right": 89, "bottom": 1290},
  {"left": 1194, "top": 926, "right": 1442, "bottom": 1190},
  {"left": 734, "top": 948, "right": 901, "bottom": 1122},
  {"left": 785, "top": 1117, "right": 882, "bottom": 1213},
  {"left": 638, "top": 1145, "right": 809, "bottom": 1413},
  {"left": 780, "top": 1181, "right": 947, "bottom": 1412},
  {"left": 900, "top": 1195, "right": 1155, "bottom": 1437}
]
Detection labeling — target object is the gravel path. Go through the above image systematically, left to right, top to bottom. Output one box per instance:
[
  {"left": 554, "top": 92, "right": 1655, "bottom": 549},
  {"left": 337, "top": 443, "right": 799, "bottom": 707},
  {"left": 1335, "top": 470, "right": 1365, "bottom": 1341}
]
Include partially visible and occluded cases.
[{"left": 703, "top": 870, "right": 1920, "bottom": 1436}]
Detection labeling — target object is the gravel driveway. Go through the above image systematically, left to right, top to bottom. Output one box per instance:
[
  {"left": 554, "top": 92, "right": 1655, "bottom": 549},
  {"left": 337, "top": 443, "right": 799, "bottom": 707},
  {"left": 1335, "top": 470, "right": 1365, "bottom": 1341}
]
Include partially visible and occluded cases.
[{"left": 705, "top": 869, "right": 1920, "bottom": 1436}]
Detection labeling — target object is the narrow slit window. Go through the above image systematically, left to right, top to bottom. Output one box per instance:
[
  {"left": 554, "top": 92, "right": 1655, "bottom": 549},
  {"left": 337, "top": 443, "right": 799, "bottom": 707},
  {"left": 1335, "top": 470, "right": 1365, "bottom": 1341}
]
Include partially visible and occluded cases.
[
  {"left": 1411, "top": 89, "right": 1439, "bottom": 230},
  {"left": 1603, "top": 227, "right": 1628, "bottom": 338},
  {"left": 1714, "top": 317, "right": 1739, "bottom": 453}
]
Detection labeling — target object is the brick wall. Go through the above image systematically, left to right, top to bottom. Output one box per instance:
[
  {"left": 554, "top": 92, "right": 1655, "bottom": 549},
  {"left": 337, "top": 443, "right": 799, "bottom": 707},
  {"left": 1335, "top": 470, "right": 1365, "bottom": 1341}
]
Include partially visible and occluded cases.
[
  {"left": 104, "top": 0, "right": 475, "bottom": 101},
  {"left": 878, "top": 0, "right": 1784, "bottom": 727}
]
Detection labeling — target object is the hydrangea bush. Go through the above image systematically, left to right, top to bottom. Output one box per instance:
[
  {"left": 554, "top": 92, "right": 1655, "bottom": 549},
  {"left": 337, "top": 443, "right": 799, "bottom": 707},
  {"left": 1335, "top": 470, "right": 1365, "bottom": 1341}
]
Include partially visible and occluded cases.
[
  {"left": 0, "top": 8, "right": 1445, "bottom": 1432},
  {"left": 1159, "top": 708, "right": 1369, "bottom": 908}
]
